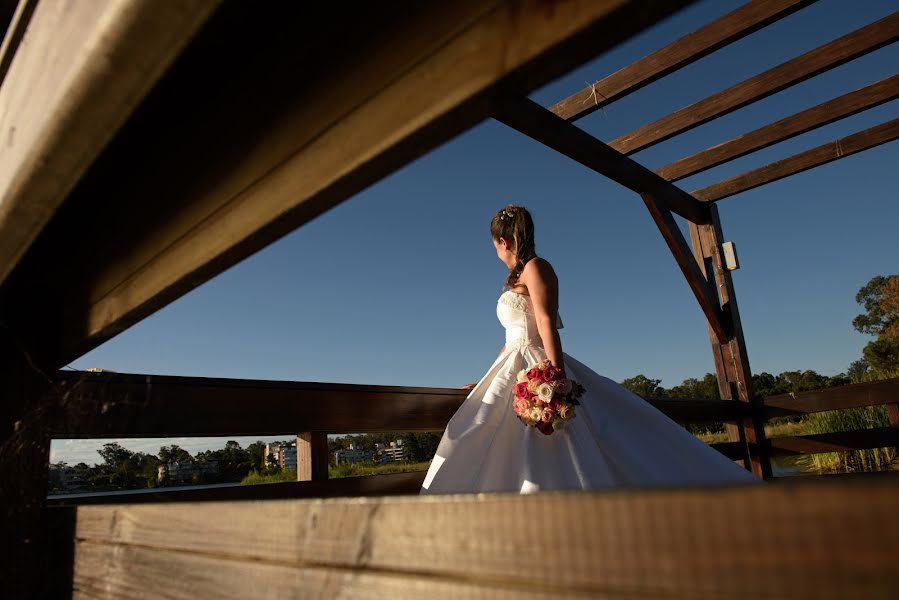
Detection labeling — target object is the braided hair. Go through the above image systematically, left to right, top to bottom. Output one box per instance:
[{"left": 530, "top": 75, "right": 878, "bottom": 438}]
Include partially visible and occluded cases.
[{"left": 490, "top": 204, "right": 537, "bottom": 290}]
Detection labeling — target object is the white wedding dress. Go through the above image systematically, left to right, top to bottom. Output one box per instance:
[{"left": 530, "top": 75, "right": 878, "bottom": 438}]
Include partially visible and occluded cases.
[{"left": 420, "top": 290, "right": 762, "bottom": 494}]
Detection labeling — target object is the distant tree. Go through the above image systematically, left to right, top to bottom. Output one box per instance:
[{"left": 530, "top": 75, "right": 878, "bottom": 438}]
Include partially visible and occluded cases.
[
  {"left": 852, "top": 275, "right": 899, "bottom": 375},
  {"left": 853, "top": 275, "right": 899, "bottom": 340},
  {"left": 862, "top": 338, "right": 899, "bottom": 374},
  {"left": 847, "top": 358, "right": 870, "bottom": 383},
  {"left": 668, "top": 373, "right": 720, "bottom": 401},
  {"left": 621, "top": 374, "right": 667, "bottom": 399},
  {"left": 246, "top": 441, "right": 267, "bottom": 471},
  {"left": 97, "top": 442, "right": 133, "bottom": 469},
  {"left": 158, "top": 445, "right": 193, "bottom": 465}
]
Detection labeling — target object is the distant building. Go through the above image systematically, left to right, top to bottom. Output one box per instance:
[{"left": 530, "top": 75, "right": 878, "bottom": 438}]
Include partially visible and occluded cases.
[
  {"left": 376, "top": 440, "right": 405, "bottom": 464},
  {"left": 264, "top": 441, "right": 297, "bottom": 471},
  {"left": 333, "top": 448, "right": 373, "bottom": 465},
  {"left": 158, "top": 460, "right": 219, "bottom": 483}
]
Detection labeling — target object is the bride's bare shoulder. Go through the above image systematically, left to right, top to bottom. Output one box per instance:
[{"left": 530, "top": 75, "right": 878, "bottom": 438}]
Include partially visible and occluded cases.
[{"left": 522, "top": 257, "right": 558, "bottom": 285}]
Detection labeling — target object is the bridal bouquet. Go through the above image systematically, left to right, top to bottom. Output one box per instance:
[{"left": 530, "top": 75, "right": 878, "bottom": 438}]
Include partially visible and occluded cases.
[{"left": 513, "top": 359, "right": 584, "bottom": 435}]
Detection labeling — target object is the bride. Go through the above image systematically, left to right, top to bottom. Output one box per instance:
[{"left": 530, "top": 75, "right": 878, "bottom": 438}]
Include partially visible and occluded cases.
[{"left": 420, "top": 204, "right": 761, "bottom": 494}]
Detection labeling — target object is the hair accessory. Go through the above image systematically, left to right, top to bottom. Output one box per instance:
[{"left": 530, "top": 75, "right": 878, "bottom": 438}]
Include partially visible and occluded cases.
[{"left": 499, "top": 206, "right": 517, "bottom": 220}]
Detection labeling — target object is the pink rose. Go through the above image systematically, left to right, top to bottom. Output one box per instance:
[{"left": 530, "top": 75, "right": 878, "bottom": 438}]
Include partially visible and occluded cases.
[
  {"left": 544, "top": 366, "right": 562, "bottom": 382},
  {"left": 526, "top": 368, "right": 540, "bottom": 380},
  {"left": 514, "top": 382, "right": 530, "bottom": 399},
  {"left": 513, "top": 398, "right": 529, "bottom": 416},
  {"left": 541, "top": 407, "right": 554, "bottom": 423}
]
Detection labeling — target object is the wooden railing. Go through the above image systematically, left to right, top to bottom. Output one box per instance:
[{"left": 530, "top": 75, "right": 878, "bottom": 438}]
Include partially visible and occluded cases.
[
  {"left": 45, "top": 371, "right": 899, "bottom": 506},
  {"left": 760, "top": 377, "right": 899, "bottom": 463}
]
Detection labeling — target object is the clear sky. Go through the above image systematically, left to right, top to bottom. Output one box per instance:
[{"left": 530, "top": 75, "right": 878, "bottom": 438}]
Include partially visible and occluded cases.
[{"left": 52, "top": 0, "right": 899, "bottom": 465}]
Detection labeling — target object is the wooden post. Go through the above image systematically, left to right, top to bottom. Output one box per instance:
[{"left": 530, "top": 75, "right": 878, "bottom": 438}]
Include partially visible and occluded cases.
[
  {"left": 688, "top": 204, "right": 772, "bottom": 479},
  {"left": 0, "top": 326, "right": 74, "bottom": 596},
  {"left": 296, "top": 432, "right": 328, "bottom": 482}
]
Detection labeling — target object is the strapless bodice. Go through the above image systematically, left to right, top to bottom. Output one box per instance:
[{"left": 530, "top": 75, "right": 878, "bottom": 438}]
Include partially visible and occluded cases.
[{"left": 496, "top": 291, "right": 563, "bottom": 350}]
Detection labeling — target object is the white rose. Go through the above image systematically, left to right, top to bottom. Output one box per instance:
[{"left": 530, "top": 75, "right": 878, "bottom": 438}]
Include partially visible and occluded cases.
[
  {"left": 517, "top": 368, "right": 529, "bottom": 383},
  {"left": 536, "top": 383, "right": 555, "bottom": 403},
  {"left": 529, "top": 407, "right": 543, "bottom": 422}
]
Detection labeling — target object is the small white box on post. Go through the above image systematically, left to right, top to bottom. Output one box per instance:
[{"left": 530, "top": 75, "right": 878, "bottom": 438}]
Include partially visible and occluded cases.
[{"left": 722, "top": 241, "right": 739, "bottom": 271}]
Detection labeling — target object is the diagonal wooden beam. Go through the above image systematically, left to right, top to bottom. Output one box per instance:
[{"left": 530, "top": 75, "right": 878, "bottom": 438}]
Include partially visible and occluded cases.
[
  {"left": 0, "top": 0, "right": 221, "bottom": 289},
  {"left": 1, "top": 0, "right": 694, "bottom": 367},
  {"left": 550, "top": 0, "right": 816, "bottom": 122},
  {"left": 610, "top": 12, "right": 899, "bottom": 155},
  {"left": 657, "top": 74, "right": 899, "bottom": 181},
  {"left": 494, "top": 97, "right": 709, "bottom": 224},
  {"left": 693, "top": 118, "right": 899, "bottom": 202},
  {"left": 640, "top": 192, "right": 729, "bottom": 344}
]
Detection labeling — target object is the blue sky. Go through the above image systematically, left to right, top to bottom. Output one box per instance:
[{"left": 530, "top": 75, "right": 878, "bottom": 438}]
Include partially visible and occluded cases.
[{"left": 53, "top": 0, "right": 898, "bottom": 465}]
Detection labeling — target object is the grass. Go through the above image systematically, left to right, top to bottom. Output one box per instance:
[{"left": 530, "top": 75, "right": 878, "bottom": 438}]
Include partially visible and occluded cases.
[
  {"left": 694, "top": 368, "right": 899, "bottom": 475},
  {"left": 328, "top": 461, "right": 431, "bottom": 479},
  {"left": 240, "top": 469, "right": 298, "bottom": 485}
]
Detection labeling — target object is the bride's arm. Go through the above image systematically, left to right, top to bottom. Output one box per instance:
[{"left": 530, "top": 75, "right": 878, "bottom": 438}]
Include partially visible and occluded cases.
[{"left": 519, "top": 259, "right": 564, "bottom": 372}]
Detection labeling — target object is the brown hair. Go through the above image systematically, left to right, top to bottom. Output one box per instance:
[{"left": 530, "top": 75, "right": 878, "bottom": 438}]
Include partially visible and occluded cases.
[{"left": 490, "top": 204, "right": 537, "bottom": 289}]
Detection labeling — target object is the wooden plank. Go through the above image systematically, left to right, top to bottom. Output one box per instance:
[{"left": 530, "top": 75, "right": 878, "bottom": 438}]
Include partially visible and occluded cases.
[
  {"left": 0, "top": 0, "right": 220, "bottom": 287},
  {"left": 0, "top": 0, "right": 37, "bottom": 87},
  {"left": 2, "top": 0, "right": 691, "bottom": 368},
  {"left": 550, "top": 0, "right": 816, "bottom": 121},
  {"left": 610, "top": 12, "right": 899, "bottom": 155},
  {"left": 658, "top": 74, "right": 899, "bottom": 181},
  {"left": 494, "top": 97, "right": 709, "bottom": 223},
  {"left": 693, "top": 118, "right": 899, "bottom": 202},
  {"left": 639, "top": 192, "right": 728, "bottom": 343},
  {"left": 688, "top": 204, "right": 771, "bottom": 478},
  {"left": 48, "top": 371, "right": 466, "bottom": 436},
  {"left": 48, "top": 372, "right": 748, "bottom": 438},
  {"left": 763, "top": 377, "right": 899, "bottom": 417},
  {"left": 646, "top": 398, "right": 751, "bottom": 422},
  {"left": 767, "top": 427, "right": 899, "bottom": 456},
  {"left": 296, "top": 431, "right": 329, "bottom": 482},
  {"left": 46, "top": 472, "right": 426, "bottom": 507},
  {"left": 73, "top": 479, "right": 899, "bottom": 599},
  {"left": 72, "top": 541, "right": 574, "bottom": 600}
]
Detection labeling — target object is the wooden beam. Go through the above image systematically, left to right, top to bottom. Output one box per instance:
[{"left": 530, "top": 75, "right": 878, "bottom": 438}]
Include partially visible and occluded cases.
[
  {"left": 0, "top": 0, "right": 220, "bottom": 288},
  {"left": 1, "top": 0, "right": 692, "bottom": 367},
  {"left": 550, "top": 0, "right": 816, "bottom": 122},
  {"left": 610, "top": 12, "right": 899, "bottom": 155},
  {"left": 658, "top": 74, "right": 899, "bottom": 181},
  {"left": 494, "top": 97, "right": 709, "bottom": 223},
  {"left": 692, "top": 118, "right": 899, "bottom": 202},
  {"left": 640, "top": 192, "right": 729, "bottom": 343},
  {"left": 688, "top": 204, "right": 772, "bottom": 478},
  {"left": 48, "top": 371, "right": 466, "bottom": 436},
  {"left": 763, "top": 376, "right": 899, "bottom": 417},
  {"left": 646, "top": 398, "right": 751, "bottom": 422},
  {"left": 768, "top": 427, "right": 899, "bottom": 456},
  {"left": 296, "top": 432, "right": 328, "bottom": 482},
  {"left": 47, "top": 472, "right": 426, "bottom": 507},
  {"left": 71, "top": 479, "right": 899, "bottom": 598}
]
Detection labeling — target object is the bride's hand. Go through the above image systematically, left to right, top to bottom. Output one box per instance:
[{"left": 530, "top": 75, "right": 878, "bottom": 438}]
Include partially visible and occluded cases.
[{"left": 462, "top": 382, "right": 477, "bottom": 390}]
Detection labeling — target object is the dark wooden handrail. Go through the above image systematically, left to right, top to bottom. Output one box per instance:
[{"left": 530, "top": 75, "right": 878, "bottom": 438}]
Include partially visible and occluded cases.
[{"left": 763, "top": 376, "right": 899, "bottom": 417}]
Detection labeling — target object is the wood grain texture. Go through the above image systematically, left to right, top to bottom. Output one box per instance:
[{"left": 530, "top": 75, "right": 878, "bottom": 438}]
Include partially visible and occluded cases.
[
  {"left": 0, "top": 0, "right": 219, "bottom": 286},
  {"left": 2, "top": 0, "right": 690, "bottom": 368},
  {"left": 550, "top": 0, "right": 816, "bottom": 122},
  {"left": 610, "top": 12, "right": 899, "bottom": 155},
  {"left": 657, "top": 74, "right": 899, "bottom": 181},
  {"left": 692, "top": 118, "right": 899, "bottom": 202},
  {"left": 48, "top": 370, "right": 467, "bottom": 436},
  {"left": 763, "top": 376, "right": 899, "bottom": 417},
  {"left": 72, "top": 479, "right": 899, "bottom": 599}
]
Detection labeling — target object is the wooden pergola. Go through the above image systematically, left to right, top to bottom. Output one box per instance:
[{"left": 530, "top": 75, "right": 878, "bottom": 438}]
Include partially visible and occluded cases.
[{"left": 1, "top": 1, "right": 897, "bottom": 597}]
